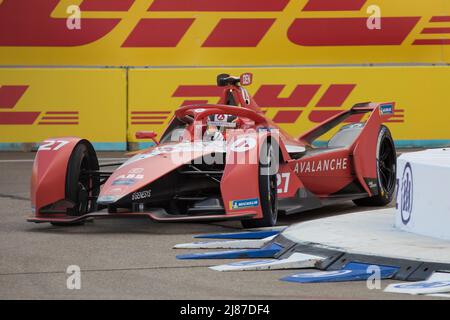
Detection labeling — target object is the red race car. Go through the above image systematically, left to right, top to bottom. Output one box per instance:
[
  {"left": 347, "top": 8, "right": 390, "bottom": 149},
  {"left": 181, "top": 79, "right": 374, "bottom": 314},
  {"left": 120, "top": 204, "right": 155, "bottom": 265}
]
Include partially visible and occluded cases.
[{"left": 28, "top": 73, "right": 397, "bottom": 228}]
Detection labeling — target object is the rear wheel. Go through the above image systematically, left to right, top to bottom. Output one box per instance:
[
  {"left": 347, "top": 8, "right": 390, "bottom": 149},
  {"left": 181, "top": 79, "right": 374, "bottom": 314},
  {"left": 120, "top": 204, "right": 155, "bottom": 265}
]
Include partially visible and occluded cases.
[
  {"left": 353, "top": 125, "right": 396, "bottom": 206},
  {"left": 241, "top": 140, "right": 278, "bottom": 228},
  {"left": 51, "top": 141, "right": 99, "bottom": 226}
]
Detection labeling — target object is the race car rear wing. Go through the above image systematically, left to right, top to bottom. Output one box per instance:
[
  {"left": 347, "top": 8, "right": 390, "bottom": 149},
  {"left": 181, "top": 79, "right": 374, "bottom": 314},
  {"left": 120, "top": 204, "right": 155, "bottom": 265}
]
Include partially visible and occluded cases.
[
  {"left": 298, "top": 101, "right": 395, "bottom": 197},
  {"left": 297, "top": 102, "right": 395, "bottom": 145}
]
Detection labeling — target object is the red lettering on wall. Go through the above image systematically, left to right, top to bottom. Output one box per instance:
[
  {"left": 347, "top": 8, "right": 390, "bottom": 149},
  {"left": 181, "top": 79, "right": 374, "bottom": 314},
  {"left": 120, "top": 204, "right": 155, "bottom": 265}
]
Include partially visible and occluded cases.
[
  {"left": 0, "top": 0, "right": 120, "bottom": 46},
  {"left": 149, "top": 0, "right": 289, "bottom": 12},
  {"left": 288, "top": 18, "right": 420, "bottom": 46},
  {"left": 123, "top": 19, "right": 195, "bottom": 47},
  {"left": 203, "top": 19, "right": 275, "bottom": 47},
  {"left": 253, "top": 85, "right": 321, "bottom": 107},
  {"left": 0, "top": 86, "right": 28, "bottom": 108}
]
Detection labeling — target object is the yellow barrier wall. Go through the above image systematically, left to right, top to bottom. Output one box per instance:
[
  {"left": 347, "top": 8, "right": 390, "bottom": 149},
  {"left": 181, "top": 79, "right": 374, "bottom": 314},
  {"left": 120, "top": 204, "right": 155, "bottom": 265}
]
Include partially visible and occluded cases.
[
  {"left": 1, "top": 0, "right": 449, "bottom": 66},
  {"left": 1, "top": 1, "right": 449, "bottom": 149},
  {"left": 2, "top": 67, "right": 448, "bottom": 150},
  {"left": 129, "top": 67, "right": 450, "bottom": 147},
  {"left": 0, "top": 68, "right": 127, "bottom": 150}
]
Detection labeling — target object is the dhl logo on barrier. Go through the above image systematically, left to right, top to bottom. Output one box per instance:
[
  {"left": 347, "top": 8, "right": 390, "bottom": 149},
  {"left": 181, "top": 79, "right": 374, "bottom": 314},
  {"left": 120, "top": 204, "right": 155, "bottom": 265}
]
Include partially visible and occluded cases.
[
  {"left": 1, "top": 0, "right": 449, "bottom": 65},
  {"left": 127, "top": 67, "right": 450, "bottom": 147},
  {"left": 0, "top": 68, "right": 126, "bottom": 146},
  {"left": 128, "top": 81, "right": 405, "bottom": 146},
  {"left": 0, "top": 82, "right": 403, "bottom": 129},
  {"left": 165, "top": 83, "right": 404, "bottom": 124},
  {"left": 0, "top": 85, "right": 79, "bottom": 125},
  {"left": 130, "top": 111, "right": 171, "bottom": 126}
]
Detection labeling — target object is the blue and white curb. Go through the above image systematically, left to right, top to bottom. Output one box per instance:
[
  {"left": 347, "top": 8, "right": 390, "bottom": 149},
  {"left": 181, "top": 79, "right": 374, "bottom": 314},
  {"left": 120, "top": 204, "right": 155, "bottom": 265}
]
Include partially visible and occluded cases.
[
  {"left": 194, "top": 227, "right": 286, "bottom": 240},
  {"left": 174, "top": 235, "right": 276, "bottom": 249},
  {"left": 176, "top": 243, "right": 283, "bottom": 260},
  {"left": 209, "top": 252, "right": 324, "bottom": 272},
  {"left": 281, "top": 262, "right": 399, "bottom": 284},
  {"left": 384, "top": 272, "right": 450, "bottom": 296},
  {"left": 384, "top": 280, "right": 450, "bottom": 295}
]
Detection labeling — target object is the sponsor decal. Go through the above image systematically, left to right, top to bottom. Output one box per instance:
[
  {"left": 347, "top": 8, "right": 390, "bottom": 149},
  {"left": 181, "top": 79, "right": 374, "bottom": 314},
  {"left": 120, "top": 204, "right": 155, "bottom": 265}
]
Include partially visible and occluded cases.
[
  {"left": 240, "top": 73, "right": 253, "bottom": 86},
  {"left": 380, "top": 103, "right": 394, "bottom": 115},
  {"left": 207, "top": 121, "right": 236, "bottom": 128},
  {"left": 230, "top": 136, "right": 257, "bottom": 152},
  {"left": 296, "top": 157, "right": 348, "bottom": 174},
  {"left": 400, "top": 162, "right": 413, "bottom": 225},
  {"left": 128, "top": 167, "right": 144, "bottom": 174},
  {"left": 112, "top": 172, "right": 144, "bottom": 186},
  {"left": 116, "top": 173, "right": 144, "bottom": 180},
  {"left": 112, "top": 178, "right": 136, "bottom": 186},
  {"left": 131, "top": 190, "right": 152, "bottom": 201},
  {"left": 97, "top": 195, "right": 120, "bottom": 203},
  {"left": 229, "top": 198, "right": 259, "bottom": 210}
]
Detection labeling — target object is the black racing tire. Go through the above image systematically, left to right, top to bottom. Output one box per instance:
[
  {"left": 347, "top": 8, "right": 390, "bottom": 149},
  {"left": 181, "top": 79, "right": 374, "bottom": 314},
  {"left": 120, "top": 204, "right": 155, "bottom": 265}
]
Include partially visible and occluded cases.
[
  {"left": 353, "top": 125, "right": 396, "bottom": 207},
  {"left": 241, "top": 139, "right": 278, "bottom": 229},
  {"left": 65, "top": 141, "right": 99, "bottom": 216}
]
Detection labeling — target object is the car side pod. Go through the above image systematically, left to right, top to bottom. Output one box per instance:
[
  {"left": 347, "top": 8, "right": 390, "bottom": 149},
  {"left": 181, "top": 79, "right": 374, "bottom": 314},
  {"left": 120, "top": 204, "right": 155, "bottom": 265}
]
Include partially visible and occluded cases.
[{"left": 175, "top": 243, "right": 283, "bottom": 260}]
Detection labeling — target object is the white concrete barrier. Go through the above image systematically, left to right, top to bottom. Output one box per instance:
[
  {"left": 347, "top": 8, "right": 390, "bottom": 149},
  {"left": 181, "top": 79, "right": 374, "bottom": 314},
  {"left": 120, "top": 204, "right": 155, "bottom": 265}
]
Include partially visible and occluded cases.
[{"left": 396, "top": 148, "right": 450, "bottom": 241}]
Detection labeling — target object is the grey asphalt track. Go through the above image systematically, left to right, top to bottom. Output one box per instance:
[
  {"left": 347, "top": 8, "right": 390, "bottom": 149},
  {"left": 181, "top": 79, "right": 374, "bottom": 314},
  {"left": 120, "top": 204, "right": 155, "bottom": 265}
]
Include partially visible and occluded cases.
[{"left": 0, "top": 152, "right": 440, "bottom": 300}]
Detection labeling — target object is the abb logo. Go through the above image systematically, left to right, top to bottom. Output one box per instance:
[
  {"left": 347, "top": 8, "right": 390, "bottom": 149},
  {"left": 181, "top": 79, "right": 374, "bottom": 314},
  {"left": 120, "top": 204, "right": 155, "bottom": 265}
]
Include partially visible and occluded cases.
[
  {"left": 0, "top": 0, "right": 446, "bottom": 48},
  {"left": 172, "top": 84, "right": 404, "bottom": 124},
  {"left": 0, "top": 85, "right": 79, "bottom": 125}
]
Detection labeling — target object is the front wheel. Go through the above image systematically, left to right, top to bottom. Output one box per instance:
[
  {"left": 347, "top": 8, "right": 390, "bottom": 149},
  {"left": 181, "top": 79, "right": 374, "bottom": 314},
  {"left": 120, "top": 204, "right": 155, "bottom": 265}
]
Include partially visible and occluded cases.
[
  {"left": 353, "top": 125, "right": 396, "bottom": 206},
  {"left": 241, "top": 140, "right": 278, "bottom": 228},
  {"left": 51, "top": 141, "right": 99, "bottom": 226},
  {"left": 52, "top": 141, "right": 99, "bottom": 226}
]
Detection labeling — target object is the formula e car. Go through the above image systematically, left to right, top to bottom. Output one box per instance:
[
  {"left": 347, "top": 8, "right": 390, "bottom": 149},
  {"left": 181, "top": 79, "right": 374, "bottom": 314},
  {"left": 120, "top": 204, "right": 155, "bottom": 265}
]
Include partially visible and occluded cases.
[{"left": 28, "top": 73, "right": 397, "bottom": 228}]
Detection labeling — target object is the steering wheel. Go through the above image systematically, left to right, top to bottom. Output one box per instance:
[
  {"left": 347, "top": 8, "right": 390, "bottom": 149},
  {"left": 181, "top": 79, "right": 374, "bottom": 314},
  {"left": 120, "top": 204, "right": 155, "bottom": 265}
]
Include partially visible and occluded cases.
[{"left": 175, "top": 104, "right": 266, "bottom": 125}]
